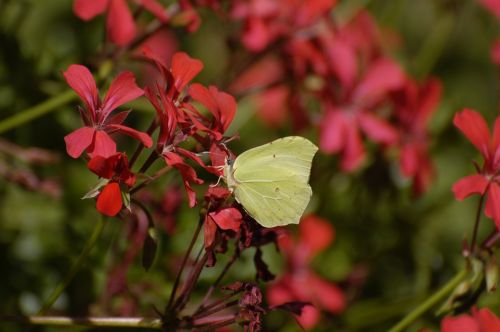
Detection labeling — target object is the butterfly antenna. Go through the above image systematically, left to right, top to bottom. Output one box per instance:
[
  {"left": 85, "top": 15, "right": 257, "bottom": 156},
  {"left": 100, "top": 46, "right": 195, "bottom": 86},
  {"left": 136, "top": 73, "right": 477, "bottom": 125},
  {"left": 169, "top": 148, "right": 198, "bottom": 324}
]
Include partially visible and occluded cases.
[{"left": 210, "top": 175, "right": 224, "bottom": 187}]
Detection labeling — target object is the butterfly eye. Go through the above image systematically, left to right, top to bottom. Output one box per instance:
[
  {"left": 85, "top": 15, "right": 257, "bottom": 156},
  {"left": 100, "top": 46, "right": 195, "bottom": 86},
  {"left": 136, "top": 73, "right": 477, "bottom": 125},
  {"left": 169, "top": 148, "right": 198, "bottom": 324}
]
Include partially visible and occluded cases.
[{"left": 226, "top": 158, "right": 234, "bottom": 166}]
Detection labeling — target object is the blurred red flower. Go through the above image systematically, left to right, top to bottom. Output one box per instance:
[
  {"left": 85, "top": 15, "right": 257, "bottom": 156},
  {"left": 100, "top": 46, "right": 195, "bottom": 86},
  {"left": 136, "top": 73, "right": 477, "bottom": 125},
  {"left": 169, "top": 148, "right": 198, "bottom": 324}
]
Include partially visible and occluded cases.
[
  {"left": 63, "top": 65, "right": 151, "bottom": 158},
  {"left": 452, "top": 108, "right": 500, "bottom": 230},
  {"left": 267, "top": 214, "right": 345, "bottom": 329}
]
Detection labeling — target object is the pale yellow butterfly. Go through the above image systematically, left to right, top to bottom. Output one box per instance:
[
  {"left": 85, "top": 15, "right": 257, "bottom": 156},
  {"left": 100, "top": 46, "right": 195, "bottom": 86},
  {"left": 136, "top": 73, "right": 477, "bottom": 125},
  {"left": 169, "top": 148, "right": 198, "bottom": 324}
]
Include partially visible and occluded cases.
[{"left": 223, "top": 136, "right": 318, "bottom": 228}]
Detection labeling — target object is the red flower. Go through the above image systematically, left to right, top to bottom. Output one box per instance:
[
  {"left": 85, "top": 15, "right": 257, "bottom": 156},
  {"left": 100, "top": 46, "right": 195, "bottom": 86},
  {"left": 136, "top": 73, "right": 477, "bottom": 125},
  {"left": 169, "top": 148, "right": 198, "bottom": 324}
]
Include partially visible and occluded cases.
[
  {"left": 73, "top": 0, "right": 168, "bottom": 45},
  {"left": 319, "top": 58, "right": 404, "bottom": 171},
  {"left": 63, "top": 65, "right": 152, "bottom": 159},
  {"left": 393, "top": 77, "right": 442, "bottom": 194},
  {"left": 188, "top": 83, "right": 237, "bottom": 140},
  {"left": 452, "top": 109, "right": 500, "bottom": 230},
  {"left": 87, "top": 152, "right": 136, "bottom": 216},
  {"left": 267, "top": 215, "right": 345, "bottom": 329},
  {"left": 441, "top": 307, "right": 500, "bottom": 332}
]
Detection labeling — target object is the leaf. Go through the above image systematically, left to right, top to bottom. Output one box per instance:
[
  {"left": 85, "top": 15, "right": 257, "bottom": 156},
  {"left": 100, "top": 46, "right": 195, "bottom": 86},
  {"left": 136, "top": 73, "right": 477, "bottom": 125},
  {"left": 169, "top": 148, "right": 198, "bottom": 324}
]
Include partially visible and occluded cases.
[{"left": 81, "top": 178, "right": 109, "bottom": 199}]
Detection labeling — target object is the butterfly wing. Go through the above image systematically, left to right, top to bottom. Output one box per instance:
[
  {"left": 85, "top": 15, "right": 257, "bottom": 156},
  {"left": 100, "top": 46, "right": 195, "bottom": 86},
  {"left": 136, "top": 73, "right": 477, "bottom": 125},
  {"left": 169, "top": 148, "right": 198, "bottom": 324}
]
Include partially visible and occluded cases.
[{"left": 231, "top": 136, "right": 318, "bottom": 227}]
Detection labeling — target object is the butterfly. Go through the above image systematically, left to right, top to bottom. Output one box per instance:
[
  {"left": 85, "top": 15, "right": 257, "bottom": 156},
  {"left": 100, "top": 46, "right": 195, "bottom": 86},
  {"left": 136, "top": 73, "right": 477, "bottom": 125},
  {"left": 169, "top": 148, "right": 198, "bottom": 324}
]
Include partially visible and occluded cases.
[{"left": 223, "top": 136, "right": 318, "bottom": 228}]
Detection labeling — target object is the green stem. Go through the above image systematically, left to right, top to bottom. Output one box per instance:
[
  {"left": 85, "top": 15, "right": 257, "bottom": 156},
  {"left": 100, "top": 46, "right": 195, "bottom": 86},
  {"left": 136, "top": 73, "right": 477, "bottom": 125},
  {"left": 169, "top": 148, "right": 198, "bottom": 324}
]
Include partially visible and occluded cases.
[
  {"left": 0, "top": 90, "right": 76, "bottom": 134},
  {"left": 37, "top": 216, "right": 106, "bottom": 314},
  {"left": 388, "top": 268, "right": 468, "bottom": 332},
  {"left": 0, "top": 315, "right": 161, "bottom": 329}
]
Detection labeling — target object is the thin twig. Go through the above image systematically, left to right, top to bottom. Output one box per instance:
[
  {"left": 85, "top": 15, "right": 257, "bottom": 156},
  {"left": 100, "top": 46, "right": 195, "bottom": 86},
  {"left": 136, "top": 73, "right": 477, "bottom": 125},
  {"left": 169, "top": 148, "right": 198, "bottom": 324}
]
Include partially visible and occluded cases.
[
  {"left": 165, "top": 217, "right": 203, "bottom": 313},
  {"left": 0, "top": 315, "right": 161, "bottom": 328}
]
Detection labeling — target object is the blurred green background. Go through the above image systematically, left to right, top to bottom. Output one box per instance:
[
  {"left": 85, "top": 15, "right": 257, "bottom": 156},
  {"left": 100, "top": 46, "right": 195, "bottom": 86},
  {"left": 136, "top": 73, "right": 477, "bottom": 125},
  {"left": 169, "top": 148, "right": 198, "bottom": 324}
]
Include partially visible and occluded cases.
[{"left": 0, "top": 0, "right": 499, "bottom": 331}]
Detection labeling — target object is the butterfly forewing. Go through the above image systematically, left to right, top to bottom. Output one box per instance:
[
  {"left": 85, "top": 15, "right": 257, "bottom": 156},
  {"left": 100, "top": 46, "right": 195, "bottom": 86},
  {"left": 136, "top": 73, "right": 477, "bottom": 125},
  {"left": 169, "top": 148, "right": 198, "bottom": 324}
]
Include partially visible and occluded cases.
[
  {"left": 228, "top": 136, "right": 318, "bottom": 228},
  {"left": 233, "top": 136, "right": 318, "bottom": 182}
]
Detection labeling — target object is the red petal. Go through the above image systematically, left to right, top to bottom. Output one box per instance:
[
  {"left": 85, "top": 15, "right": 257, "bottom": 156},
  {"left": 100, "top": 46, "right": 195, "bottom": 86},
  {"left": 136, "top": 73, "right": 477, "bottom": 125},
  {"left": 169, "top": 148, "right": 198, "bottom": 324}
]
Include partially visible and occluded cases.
[
  {"left": 73, "top": 0, "right": 108, "bottom": 20},
  {"left": 107, "top": 0, "right": 136, "bottom": 45},
  {"left": 139, "top": 0, "right": 168, "bottom": 22},
  {"left": 479, "top": 0, "right": 500, "bottom": 19},
  {"left": 242, "top": 16, "right": 273, "bottom": 52},
  {"left": 321, "top": 35, "right": 357, "bottom": 89},
  {"left": 491, "top": 39, "right": 500, "bottom": 66},
  {"left": 171, "top": 52, "right": 203, "bottom": 91},
  {"left": 228, "top": 55, "right": 284, "bottom": 95},
  {"left": 353, "top": 58, "right": 405, "bottom": 106},
  {"left": 63, "top": 65, "right": 99, "bottom": 113},
  {"left": 102, "top": 71, "right": 144, "bottom": 119},
  {"left": 417, "top": 78, "right": 442, "bottom": 125},
  {"left": 188, "top": 84, "right": 237, "bottom": 134},
  {"left": 253, "top": 85, "right": 289, "bottom": 127},
  {"left": 319, "top": 109, "right": 346, "bottom": 154},
  {"left": 453, "top": 109, "right": 491, "bottom": 160},
  {"left": 106, "top": 110, "right": 130, "bottom": 125},
  {"left": 358, "top": 112, "right": 399, "bottom": 144},
  {"left": 492, "top": 117, "right": 500, "bottom": 169},
  {"left": 341, "top": 118, "right": 365, "bottom": 172},
  {"left": 107, "top": 124, "right": 152, "bottom": 148},
  {"left": 64, "top": 126, "right": 96, "bottom": 158},
  {"left": 89, "top": 130, "right": 116, "bottom": 158},
  {"left": 400, "top": 144, "right": 419, "bottom": 177},
  {"left": 164, "top": 152, "right": 203, "bottom": 208},
  {"left": 87, "top": 155, "right": 113, "bottom": 178},
  {"left": 452, "top": 174, "right": 489, "bottom": 201},
  {"left": 96, "top": 182, "right": 123, "bottom": 216},
  {"left": 485, "top": 183, "right": 500, "bottom": 231},
  {"left": 210, "top": 208, "right": 243, "bottom": 231},
  {"left": 204, "top": 215, "right": 218, "bottom": 248},
  {"left": 299, "top": 215, "right": 334, "bottom": 259},
  {"left": 308, "top": 273, "right": 345, "bottom": 313},
  {"left": 266, "top": 278, "right": 294, "bottom": 306},
  {"left": 295, "top": 305, "right": 321, "bottom": 330},
  {"left": 474, "top": 307, "right": 500, "bottom": 332},
  {"left": 441, "top": 315, "right": 479, "bottom": 332}
]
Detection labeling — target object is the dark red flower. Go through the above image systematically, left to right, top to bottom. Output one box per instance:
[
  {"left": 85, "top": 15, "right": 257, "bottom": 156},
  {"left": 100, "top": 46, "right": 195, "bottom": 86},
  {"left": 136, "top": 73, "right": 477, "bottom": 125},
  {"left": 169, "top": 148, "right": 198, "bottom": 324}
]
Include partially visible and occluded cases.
[
  {"left": 73, "top": 0, "right": 168, "bottom": 45},
  {"left": 63, "top": 65, "right": 151, "bottom": 159},
  {"left": 393, "top": 77, "right": 442, "bottom": 194},
  {"left": 452, "top": 109, "right": 500, "bottom": 230},
  {"left": 87, "top": 152, "right": 136, "bottom": 216},
  {"left": 267, "top": 214, "right": 345, "bottom": 329},
  {"left": 441, "top": 307, "right": 500, "bottom": 332}
]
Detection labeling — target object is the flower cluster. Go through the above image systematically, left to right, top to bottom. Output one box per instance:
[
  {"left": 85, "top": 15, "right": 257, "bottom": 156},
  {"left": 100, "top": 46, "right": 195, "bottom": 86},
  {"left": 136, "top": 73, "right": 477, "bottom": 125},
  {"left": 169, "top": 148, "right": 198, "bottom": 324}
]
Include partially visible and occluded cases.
[{"left": 227, "top": 2, "right": 442, "bottom": 194}]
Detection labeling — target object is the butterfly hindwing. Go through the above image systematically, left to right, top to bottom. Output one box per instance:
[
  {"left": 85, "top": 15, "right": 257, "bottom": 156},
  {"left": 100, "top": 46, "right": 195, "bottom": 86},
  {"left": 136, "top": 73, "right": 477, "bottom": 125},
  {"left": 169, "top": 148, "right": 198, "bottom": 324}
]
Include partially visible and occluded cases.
[{"left": 234, "top": 172, "right": 312, "bottom": 228}]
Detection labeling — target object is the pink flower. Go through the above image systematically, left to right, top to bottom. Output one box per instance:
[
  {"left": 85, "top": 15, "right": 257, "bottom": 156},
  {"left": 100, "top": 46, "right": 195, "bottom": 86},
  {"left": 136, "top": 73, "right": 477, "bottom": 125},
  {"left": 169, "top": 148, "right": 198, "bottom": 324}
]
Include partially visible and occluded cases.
[
  {"left": 73, "top": 0, "right": 168, "bottom": 45},
  {"left": 63, "top": 65, "right": 152, "bottom": 158},
  {"left": 452, "top": 109, "right": 500, "bottom": 230},
  {"left": 87, "top": 152, "right": 136, "bottom": 216},
  {"left": 267, "top": 215, "right": 345, "bottom": 329},
  {"left": 441, "top": 307, "right": 500, "bottom": 332}
]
